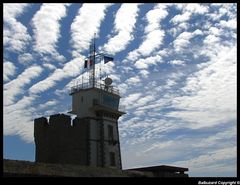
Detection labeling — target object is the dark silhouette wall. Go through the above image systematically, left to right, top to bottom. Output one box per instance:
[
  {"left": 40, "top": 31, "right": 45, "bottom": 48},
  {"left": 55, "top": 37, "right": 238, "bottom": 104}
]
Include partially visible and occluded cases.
[
  {"left": 34, "top": 113, "right": 122, "bottom": 169},
  {"left": 34, "top": 114, "right": 89, "bottom": 165}
]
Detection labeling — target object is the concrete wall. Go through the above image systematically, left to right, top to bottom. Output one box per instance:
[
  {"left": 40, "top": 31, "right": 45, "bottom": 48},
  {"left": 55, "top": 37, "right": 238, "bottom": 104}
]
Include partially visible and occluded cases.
[
  {"left": 71, "top": 88, "right": 120, "bottom": 118},
  {"left": 71, "top": 89, "right": 100, "bottom": 118},
  {"left": 87, "top": 118, "right": 121, "bottom": 169},
  {"left": 102, "top": 119, "right": 121, "bottom": 169}
]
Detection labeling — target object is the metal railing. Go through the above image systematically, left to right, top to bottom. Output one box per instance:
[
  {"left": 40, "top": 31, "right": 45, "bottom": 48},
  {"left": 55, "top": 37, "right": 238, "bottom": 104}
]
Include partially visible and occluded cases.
[{"left": 70, "top": 81, "right": 120, "bottom": 96}]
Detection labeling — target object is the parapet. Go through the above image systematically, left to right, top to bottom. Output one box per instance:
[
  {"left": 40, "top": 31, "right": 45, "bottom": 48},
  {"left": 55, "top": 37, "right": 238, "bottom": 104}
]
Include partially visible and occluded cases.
[
  {"left": 34, "top": 114, "right": 92, "bottom": 129},
  {"left": 34, "top": 114, "right": 71, "bottom": 127},
  {"left": 49, "top": 114, "right": 71, "bottom": 128}
]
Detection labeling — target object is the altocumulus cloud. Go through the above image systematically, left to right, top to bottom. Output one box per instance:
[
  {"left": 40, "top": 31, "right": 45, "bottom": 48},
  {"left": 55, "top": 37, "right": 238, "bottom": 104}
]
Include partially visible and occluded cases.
[{"left": 3, "top": 3, "right": 236, "bottom": 177}]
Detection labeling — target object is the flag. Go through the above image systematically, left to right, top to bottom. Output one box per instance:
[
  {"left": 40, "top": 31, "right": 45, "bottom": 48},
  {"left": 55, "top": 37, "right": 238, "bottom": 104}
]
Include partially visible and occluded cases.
[
  {"left": 104, "top": 56, "right": 114, "bottom": 64},
  {"left": 84, "top": 59, "right": 93, "bottom": 69},
  {"left": 89, "top": 59, "right": 93, "bottom": 67},
  {"left": 84, "top": 60, "right": 88, "bottom": 68}
]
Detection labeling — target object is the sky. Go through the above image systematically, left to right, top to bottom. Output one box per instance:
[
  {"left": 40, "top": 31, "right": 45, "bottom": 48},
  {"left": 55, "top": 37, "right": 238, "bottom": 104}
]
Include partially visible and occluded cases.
[{"left": 3, "top": 3, "right": 237, "bottom": 177}]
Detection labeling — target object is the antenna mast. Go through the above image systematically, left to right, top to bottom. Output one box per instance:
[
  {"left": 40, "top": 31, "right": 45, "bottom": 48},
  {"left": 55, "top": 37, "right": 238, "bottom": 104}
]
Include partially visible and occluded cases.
[
  {"left": 89, "top": 33, "right": 96, "bottom": 88},
  {"left": 93, "top": 33, "right": 96, "bottom": 88}
]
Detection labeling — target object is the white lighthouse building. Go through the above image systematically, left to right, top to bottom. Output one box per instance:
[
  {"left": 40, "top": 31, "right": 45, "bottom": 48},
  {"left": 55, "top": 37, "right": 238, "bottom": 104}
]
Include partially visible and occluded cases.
[{"left": 68, "top": 76, "right": 125, "bottom": 169}]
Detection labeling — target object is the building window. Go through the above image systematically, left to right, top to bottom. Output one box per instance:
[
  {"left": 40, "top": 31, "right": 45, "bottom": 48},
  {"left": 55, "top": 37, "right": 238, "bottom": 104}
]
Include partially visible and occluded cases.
[
  {"left": 108, "top": 125, "right": 114, "bottom": 142},
  {"left": 110, "top": 152, "right": 116, "bottom": 166}
]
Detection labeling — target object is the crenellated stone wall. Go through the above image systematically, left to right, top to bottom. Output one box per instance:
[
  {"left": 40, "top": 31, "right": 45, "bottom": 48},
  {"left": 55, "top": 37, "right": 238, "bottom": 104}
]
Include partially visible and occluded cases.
[
  {"left": 34, "top": 113, "right": 122, "bottom": 169},
  {"left": 34, "top": 114, "right": 90, "bottom": 165}
]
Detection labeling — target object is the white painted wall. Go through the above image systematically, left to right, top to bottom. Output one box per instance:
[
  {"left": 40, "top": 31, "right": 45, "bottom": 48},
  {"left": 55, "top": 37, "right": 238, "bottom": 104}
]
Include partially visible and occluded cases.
[
  {"left": 70, "top": 88, "right": 122, "bottom": 169},
  {"left": 71, "top": 89, "right": 100, "bottom": 118}
]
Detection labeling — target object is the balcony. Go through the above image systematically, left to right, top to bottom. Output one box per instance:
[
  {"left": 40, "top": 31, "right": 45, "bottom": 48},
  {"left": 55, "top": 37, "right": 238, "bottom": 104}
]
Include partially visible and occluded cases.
[
  {"left": 69, "top": 81, "right": 120, "bottom": 96},
  {"left": 92, "top": 99, "right": 126, "bottom": 117}
]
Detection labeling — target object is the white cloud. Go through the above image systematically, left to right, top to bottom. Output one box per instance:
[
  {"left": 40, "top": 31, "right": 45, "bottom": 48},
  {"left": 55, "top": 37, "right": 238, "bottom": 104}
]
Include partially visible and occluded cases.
[
  {"left": 3, "top": 3, "right": 31, "bottom": 52},
  {"left": 3, "top": 3, "right": 29, "bottom": 20},
  {"left": 31, "top": 3, "right": 69, "bottom": 57},
  {"left": 71, "top": 3, "right": 112, "bottom": 56},
  {"left": 101, "top": 3, "right": 140, "bottom": 55},
  {"left": 172, "top": 3, "right": 208, "bottom": 24},
  {"left": 184, "top": 3, "right": 209, "bottom": 14},
  {"left": 126, "top": 4, "right": 168, "bottom": 61},
  {"left": 144, "top": 4, "right": 169, "bottom": 33},
  {"left": 170, "top": 4, "right": 208, "bottom": 36},
  {"left": 207, "top": 4, "right": 236, "bottom": 23},
  {"left": 218, "top": 4, "right": 237, "bottom": 20},
  {"left": 118, "top": 6, "right": 236, "bottom": 174},
  {"left": 171, "top": 11, "right": 191, "bottom": 24},
  {"left": 219, "top": 18, "right": 236, "bottom": 29},
  {"left": 208, "top": 27, "right": 221, "bottom": 36},
  {"left": 173, "top": 29, "right": 203, "bottom": 52},
  {"left": 137, "top": 30, "right": 165, "bottom": 56},
  {"left": 203, "top": 34, "right": 220, "bottom": 45},
  {"left": 119, "top": 40, "right": 236, "bottom": 173},
  {"left": 167, "top": 45, "right": 236, "bottom": 129},
  {"left": 18, "top": 53, "right": 34, "bottom": 65},
  {"left": 134, "top": 54, "right": 162, "bottom": 69},
  {"left": 29, "top": 56, "right": 84, "bottom": 94},
  {"left": 169, "top": 59, "right": 185, "bottom": 66},
  {"left": 134, "top": 60, "right": 148, "bottom": 69},
  {"left": 3, "top": 61, "right": 16, "bottom": 82},
  {"left": 101, "top": 61, "right": 115, "bottom": 74},
  {"left": 43, "top": 63, "right": 56, "bottom": 70},
  {"left": 4, "top": 65, "right": 43, "bottom": 106},
  {"left": 139, "top": 70, "right": 149, "bottom": 78},
  {"left": 125, "top": 76, "right": 141, "bottom": 85},
  {"left": 164, "top": 79, "right": 177, "bottom": 89},
  {"left": 118, "top": 83, "right": 129, "bottom": 95},
  {"left": 54, "top": 88, "right": 69, "bottom": 98},
  {"left": 121, "top": 93, "right": 142, "bottom": 107},
  {"left": 121, "top": 93, "right": 155, "bottom": 111},
  {"left": 4, "top": 95, "right": 38, "bottom": 142},
  {"left": 133, "top": 95, "right": 155, "bottom": 109},
  {"left": 38, "top": 100, "right": 58, "bottom": 109},
  {"left": 121, "top": 122, "right": 236, "bottom": 176},
  {"left": 195, "top": 126, "right": 236, "bottom": 148},
  {"left": 121, "top": 128, "right": 186, "bottom": 168},
  {"left": 141, "top": 141, "right": 173, "bottom": 154},
  {"left": 172, "top": 146, "right": 236, "bottom": 177}
]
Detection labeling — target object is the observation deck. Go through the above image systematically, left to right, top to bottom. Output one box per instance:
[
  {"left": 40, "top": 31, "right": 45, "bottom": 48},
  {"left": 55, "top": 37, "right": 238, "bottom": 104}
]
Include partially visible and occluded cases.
[{"left": 69, "top": 81, "right": 120, "bottom": 96}]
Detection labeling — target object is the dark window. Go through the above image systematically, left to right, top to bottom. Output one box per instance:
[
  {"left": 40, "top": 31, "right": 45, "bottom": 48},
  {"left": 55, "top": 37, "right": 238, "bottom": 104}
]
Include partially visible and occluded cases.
[
  {"left": 102, "top": 94, "right": 119, "bottom": 109},
  {"left": 81, "top": 96, "right": 83, "bottom": 102},
  {"left": 108, "top": 125, "right": 114, "bottom": 141},
  {"left": 110, "top": 152, "right": 116, "bottom": 166}
]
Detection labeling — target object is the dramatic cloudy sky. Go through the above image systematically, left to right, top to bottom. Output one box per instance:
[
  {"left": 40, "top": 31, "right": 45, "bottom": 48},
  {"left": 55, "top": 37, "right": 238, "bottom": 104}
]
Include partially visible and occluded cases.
[{"left": 3, "top": 3, "right": 237, "bottom": 177}]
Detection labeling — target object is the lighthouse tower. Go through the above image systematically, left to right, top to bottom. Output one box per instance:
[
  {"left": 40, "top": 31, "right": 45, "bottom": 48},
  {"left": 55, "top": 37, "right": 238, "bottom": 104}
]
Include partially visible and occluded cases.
[
  {"left": 34, "top": 37, "right": 125, "bottom": 169},
  {"left": 68, "top": 37, "right": 125, "bottom": 169},
  {"left": 68, "top": 77, "right": 125, "bottom": 169}
]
